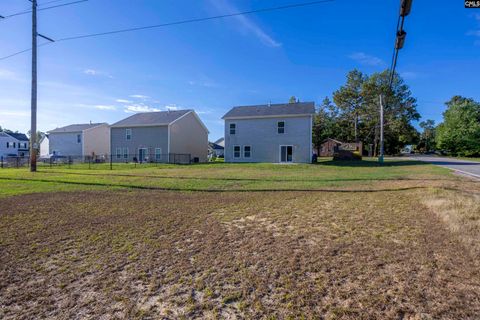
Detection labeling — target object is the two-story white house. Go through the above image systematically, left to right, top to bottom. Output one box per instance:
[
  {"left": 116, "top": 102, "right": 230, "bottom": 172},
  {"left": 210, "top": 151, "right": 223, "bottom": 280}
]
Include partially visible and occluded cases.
[
  {"left": 222, "top": 102, "right": 315, "bottom": 163},
  {"left": 0, "top": 132, "right": 30, "bottom": 158}
]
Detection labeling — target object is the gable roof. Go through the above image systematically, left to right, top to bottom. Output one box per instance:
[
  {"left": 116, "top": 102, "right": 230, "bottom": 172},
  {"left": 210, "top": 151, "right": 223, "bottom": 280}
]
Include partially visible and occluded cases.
[
  {"left": 222, "top": 102, "right": 315, "bottom": 119},
  {"left": 111, "top": 110, "right": 192, "bottom": 128},
  {"left": 48, "top": 123, "right": 106, "bottom": 134},
  {"left": 7, "top": 132, "right": 29, "bottom": 141},
  {"left": 322, "top": 138, "right": 343, "bottom": 145},
  {"left": 208, "top": 142, "right": 224, "bottom": 150}
]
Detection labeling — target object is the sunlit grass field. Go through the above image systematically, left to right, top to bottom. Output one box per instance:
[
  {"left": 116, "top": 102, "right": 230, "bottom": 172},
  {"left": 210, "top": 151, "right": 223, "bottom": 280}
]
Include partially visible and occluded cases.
[{"left": 0, "top": 158, "right": 451, "bottom": 197}]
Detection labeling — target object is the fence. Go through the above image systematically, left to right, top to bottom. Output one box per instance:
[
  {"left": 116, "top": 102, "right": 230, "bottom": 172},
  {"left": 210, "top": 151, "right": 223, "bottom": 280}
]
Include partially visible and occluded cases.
[{"left": 0, "top": 153, "right": 193, "bottom": 169}]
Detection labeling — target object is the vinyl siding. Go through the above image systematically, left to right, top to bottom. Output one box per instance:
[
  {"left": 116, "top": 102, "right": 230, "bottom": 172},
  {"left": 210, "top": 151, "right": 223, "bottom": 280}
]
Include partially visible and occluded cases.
[
  {"left": 169, "top": 112, "right": 208, "bottom": 162},
  {"left": 224, "top": 116, "right": 312, "bottom": 163},
  {"left": 83, "top": 124, "right": 110, "bottom": 156},
  {"left": 110, "top": 126, "right": 169, "bottom": 162},
  {"left": 49, "top": 132, "right": 83, "bottom": 156}
]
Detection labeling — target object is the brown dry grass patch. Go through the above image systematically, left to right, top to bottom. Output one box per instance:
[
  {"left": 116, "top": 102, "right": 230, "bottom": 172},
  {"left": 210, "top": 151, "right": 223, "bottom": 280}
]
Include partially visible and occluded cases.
[{"left": 1, "top": 182, "right": 480, "bottom": 319}]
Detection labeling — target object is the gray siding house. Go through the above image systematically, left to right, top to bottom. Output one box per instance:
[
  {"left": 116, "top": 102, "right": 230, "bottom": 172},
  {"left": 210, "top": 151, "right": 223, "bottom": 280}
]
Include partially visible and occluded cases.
[
  {"left": 222, "top": 102, "right": 315, "bottom": 163},
  {"left": 110, "top": 110, "right": 209, "bottom": 163},
  {"left": 48, "top": 123, "right": 110, "bottom": 157}
]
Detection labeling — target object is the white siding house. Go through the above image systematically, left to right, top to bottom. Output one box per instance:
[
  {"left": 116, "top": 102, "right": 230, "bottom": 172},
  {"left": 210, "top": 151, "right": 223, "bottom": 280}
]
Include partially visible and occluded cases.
[
  {"left": 222, "top": 102, "right": 315, "bottom": 163},
  {"left": 48, "top": 123, "right": 110, "bottom": 157},
  {"left": 0, "top": 132, "right": 29, "bottom": 158}
]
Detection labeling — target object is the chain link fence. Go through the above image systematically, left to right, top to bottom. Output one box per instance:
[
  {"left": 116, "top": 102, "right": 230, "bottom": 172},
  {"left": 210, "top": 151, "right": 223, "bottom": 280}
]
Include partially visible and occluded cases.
[{"left": 0, "top": 153, "right": 193, "bottom": 170}]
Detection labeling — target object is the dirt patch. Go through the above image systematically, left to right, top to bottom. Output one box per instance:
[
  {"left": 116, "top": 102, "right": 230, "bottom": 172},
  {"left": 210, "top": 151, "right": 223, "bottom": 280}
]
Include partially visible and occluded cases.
[{"left": 1, "top": 188, "right": 480, "bottom": 319}]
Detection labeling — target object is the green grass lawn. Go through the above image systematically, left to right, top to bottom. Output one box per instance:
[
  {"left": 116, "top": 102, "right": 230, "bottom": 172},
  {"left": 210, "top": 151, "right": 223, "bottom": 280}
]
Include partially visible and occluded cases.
[{"left": 0, "top": 158, "right": 452, "bottom": 197}]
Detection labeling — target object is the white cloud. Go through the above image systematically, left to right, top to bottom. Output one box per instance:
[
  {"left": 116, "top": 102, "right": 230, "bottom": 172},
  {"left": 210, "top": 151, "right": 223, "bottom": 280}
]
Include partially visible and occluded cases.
[
  {"left": 207, "top": 0, "right": 281, "bottom": 47},
  {"left": 348, "top": 52, "right": 385, "bottom": 67},
  {"left": 0, "top": 69, "right": 18, "bottom": 80},
  {"left": 84, "top": 69, "right": 113, "bottom": 78},
  {"left": 129, "top": 94, "right": 150, "bottom": 100},
  {"left": 116, "top": 99, "right": 132, "bottom": 103},
  {"left": 124, "top": 104, "right": 160, "bottom": 113},
  {"left": 94, "top": 105, "right": 116, "bottom": 110},
  {"left": 165, "top": 105, "right": 178, "bottom": 111},
  {"left": 0, "top": 110, "right": 29, "bottom": 117}
]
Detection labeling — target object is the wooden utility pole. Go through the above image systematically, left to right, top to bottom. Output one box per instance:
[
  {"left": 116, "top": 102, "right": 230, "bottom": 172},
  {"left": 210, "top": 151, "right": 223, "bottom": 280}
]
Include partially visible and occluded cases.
[
  {"left": 30, "top": 0, "right": 38, "bottom": 172},
  {"left": 379, "top": 94, "right": 384, "bottom": 163}
]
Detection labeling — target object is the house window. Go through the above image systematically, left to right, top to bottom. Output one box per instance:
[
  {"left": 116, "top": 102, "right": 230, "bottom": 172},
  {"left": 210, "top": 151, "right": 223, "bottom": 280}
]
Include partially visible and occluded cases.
[
  {"left": 277, "top": 121, "right": 285, "bottom": 134},
  {"left": 229, "top": 123, "right": 236, "bottom": 135},
  {"left": 126, "top": 128, "right": 132, "bottom": 140},
  {"left": 77, "top": 134, "right": 81, "bottom": 144},
  {"left": 6, "top": 142, "right": 9, "bottom": 148},
  {"left": 13, "top": 142, "right": 16, "bottom": 148},
  {"left": 233, "top": 145, "right": 241, "bottom": 158},
  {"left": 243, "top": 146, "right": 251, "bottom": 158},
  {"left": 123, "top": 147, "right": 129, "bottom": 159},
  {"left": 116, "top": 148, "right": 122, "bottom": 159},
  {"left": 155, "top": 148, "right": 162, "bottom": 162}
]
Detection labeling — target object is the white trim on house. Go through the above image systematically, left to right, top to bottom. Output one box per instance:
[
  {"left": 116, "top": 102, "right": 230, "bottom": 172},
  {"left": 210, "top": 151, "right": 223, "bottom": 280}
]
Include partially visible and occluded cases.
[
  {"left": 168, "top": 110, "right": 210, "bottom": 134},
  {"left": 309, "top": 115, "right": 313, "bottom": 162},
  {"left": 277, "top": 120, "right": 286, "bottom": 134},
  {"left": 229, "top": 123, "right": 237, "bottom": 135},
  {"left": 167, "top": 125, "right": 171, "bottom": 154},
  {"left": 233, "top": 145, "right": 241, "bottom": 159},
  {"left": 243, "top": 145, "right": 251, "bottom": 159},
  {"left": 279, "top": 145, "right": 294, "bottom": 163},
  {"left": 155, "top": 148, "right": 162, "bottom": 161}
]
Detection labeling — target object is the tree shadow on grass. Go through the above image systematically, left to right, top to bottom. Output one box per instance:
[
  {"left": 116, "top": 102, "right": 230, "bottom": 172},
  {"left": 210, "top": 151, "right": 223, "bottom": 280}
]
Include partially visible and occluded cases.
[
  {"left": 318, "top": 160, "right": 429, "bottom": 167},
  {"left": 0, "top": 177, "right": 478, "bottom": 195}
]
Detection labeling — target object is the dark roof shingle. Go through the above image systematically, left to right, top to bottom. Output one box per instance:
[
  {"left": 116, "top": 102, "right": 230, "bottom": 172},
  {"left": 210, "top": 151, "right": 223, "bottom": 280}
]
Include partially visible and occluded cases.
[
  {"left": 222, "top": 102, "right": 315, "bottom": 119},
  {"left": 111, "top": 110, "right": 192, "bottom": 127},
  {"left": 48, "top": 123, "right": 106, "bottom": 133},
  {"left": 6, "top": 132, "right": 29, "bottom": 141}
]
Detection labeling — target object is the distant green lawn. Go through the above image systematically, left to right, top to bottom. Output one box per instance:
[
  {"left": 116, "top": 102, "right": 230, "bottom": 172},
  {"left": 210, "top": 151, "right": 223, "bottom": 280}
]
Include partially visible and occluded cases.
[{"left": 0, "top": 158, "right": 452, "bottom": 198}]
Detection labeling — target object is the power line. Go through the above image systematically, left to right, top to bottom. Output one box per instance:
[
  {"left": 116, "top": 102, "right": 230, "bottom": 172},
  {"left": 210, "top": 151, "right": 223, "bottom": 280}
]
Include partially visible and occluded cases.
[
  {"left": 0, "top": 0, "right": 335, "bottom": 60},
  {"left": 1, "top": 0, "right": 88, "bottom": 19}
]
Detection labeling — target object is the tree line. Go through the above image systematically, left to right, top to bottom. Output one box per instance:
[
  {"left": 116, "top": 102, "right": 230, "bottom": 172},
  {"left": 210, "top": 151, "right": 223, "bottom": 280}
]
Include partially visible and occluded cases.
[
  {"left": 311, "top": 69, "right": 480, "bottom": 158},
  {"left": 312, "top": 69, "right": 419, "bottom": 156}
]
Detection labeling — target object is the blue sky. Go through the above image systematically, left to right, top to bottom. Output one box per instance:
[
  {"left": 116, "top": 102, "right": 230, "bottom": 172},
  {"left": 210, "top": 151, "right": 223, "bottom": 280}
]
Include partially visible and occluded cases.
[{"left": 0, "top": 0, "right": 479, "bottom": 140}]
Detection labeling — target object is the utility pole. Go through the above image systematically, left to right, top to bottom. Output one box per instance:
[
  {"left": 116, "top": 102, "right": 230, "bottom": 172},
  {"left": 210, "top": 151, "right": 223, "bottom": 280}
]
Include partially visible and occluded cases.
[
  {"left": 30, "top": 0, "right": 38, "bottom": 172},
  {"left": 379, "top": 0, "right": 413, "bottom": 163},
  {"left": 379, "top": 95, "right": 384, "bottom": 162}
]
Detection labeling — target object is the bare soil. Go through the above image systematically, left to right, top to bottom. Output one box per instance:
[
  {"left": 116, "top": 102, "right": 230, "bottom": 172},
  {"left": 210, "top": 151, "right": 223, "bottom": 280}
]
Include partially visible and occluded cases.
[{"left": 1, "top": 184, "right": 480, "bottom": 319}]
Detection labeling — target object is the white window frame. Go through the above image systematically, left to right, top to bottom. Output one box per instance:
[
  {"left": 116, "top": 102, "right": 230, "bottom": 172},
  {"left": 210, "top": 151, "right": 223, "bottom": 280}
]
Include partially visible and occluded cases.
[
  {"left": 277, "top": 121, "right": 285, "bottom": 134},
  {"left": 229, "top": 123, "right": 236, "bottom": 135},
  {"left": 126, "top": 128, "right": 132, "bottom": 140},
  {"left": 233, "top": 145, "right": 241, "bottom": 158},
  {"left": 243, "top": 145, "right": 251, "bottom": 158},
  {"left": 279, "top": 145, "right": 294, "bottom": 163},
  {"left": 116, "top": 147, "right": 122, "bottom": 159},
  {"left": 123, "top": 147, "right": 129, "bottom": 159},
  {"left": 155, "top": 148, "right": 162, "bottom": 161}
]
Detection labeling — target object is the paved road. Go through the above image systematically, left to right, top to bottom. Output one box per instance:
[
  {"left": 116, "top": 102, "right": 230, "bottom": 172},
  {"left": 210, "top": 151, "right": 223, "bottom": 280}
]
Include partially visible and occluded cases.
[{"left": 409, "top": 155, "right": 480, "bottom": 179}]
